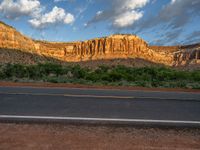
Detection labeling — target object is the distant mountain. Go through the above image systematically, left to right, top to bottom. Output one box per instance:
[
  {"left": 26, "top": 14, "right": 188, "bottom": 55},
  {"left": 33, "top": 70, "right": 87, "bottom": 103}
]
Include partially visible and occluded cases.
[{"left": 0, "top": 21, "right": 199, "bottom": 69}]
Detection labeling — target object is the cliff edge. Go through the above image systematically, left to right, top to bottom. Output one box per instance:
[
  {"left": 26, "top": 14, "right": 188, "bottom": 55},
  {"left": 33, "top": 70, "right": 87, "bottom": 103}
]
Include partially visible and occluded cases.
[{"left": 0, "top": 21, "right": 199, "bottom": 67}]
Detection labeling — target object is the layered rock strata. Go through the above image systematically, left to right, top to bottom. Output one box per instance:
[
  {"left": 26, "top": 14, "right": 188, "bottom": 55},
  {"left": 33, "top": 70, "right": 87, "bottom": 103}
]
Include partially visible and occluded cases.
[{"left": 0, "top": 21, "right": 199, "bottom": 67}]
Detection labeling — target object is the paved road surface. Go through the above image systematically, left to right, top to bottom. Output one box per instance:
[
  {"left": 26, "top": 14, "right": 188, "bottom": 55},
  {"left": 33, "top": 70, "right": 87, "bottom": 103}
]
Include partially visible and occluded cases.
[{"left": 0, "top": 86, "right": 200, "bottom": 127}]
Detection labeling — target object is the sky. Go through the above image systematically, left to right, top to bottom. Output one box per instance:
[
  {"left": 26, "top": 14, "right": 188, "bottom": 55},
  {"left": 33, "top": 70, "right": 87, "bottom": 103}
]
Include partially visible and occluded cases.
[{"left": 0, "top": 0, "right": 200, "bottom": 45}]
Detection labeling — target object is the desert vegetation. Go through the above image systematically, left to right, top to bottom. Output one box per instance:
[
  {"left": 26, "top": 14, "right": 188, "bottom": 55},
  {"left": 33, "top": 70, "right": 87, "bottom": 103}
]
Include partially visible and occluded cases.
[{"left": 0, "top": 63, "right": 199, "bottom": 89}]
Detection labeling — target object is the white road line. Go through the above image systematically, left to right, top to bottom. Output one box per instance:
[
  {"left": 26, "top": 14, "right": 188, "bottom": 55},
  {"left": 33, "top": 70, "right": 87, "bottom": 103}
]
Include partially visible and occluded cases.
[{"left": 0, "top": 115, "right": 200, "bottom": 125}]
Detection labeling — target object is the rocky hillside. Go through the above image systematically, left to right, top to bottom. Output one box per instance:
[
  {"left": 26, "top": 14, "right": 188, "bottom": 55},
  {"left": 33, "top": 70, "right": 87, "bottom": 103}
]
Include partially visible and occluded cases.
[{"left": 0, "top": 21, "right": 199, "bottom": 68}]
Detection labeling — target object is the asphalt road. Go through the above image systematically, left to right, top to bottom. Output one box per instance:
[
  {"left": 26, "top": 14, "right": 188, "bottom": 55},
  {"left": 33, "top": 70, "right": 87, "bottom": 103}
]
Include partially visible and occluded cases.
[{"left": 0, "top": 86, "right": 200, "bottom": 127}]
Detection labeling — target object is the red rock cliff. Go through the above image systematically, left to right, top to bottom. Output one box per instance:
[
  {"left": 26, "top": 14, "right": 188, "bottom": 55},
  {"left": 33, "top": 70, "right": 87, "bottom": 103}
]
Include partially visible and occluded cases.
[{"left": 0, "top": 21, "right": 199, "bottom": 67}]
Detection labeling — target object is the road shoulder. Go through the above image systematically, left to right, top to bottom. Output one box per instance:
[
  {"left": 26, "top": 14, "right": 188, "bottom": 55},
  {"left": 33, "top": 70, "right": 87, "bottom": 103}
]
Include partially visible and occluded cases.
[{"left": 0, "top": 82, "right": 199, "bottom": 93}]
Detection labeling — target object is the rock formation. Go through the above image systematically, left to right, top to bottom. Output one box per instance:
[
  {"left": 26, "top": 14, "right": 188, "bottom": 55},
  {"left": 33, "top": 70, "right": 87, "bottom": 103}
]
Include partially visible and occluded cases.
[{"left": 0, "top": 21, "right": 199, "bottom": 67}]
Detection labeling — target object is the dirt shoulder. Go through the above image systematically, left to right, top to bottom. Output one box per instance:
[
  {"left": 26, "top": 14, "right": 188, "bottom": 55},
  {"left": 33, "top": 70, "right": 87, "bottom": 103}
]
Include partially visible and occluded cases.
[
  {"left": 0, "top": 81, "right": 200, "bottom": 93},
  {"left": 0, "top": 123, "right": 200, "bottom": 150}
]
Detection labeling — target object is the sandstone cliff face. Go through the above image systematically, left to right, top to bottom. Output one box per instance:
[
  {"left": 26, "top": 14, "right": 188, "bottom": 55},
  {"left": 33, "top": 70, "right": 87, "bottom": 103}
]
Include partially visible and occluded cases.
[
  {"left": 0, "top": 21, "right": 199, "bottom": 67},
  {"left": 0, "top": 22, "right": 36, "bottom": 52},
  {"left": 149, "top": 44, "right": 200, "bottom": 67},
  {"left": 173, "top": 45, "right": 200, "bottom": 66}
]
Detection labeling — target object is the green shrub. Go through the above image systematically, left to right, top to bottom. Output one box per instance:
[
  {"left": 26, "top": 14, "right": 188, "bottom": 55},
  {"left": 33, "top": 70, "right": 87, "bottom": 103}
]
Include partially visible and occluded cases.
[
  {"left": 0, "top": 63, "right": 199, "bottom": 89},
  {"left": 71, "top": 65, "right": 87, "bottom": 79},
  {"left": 108, "top": 71, "right": 123, "bottom": 82},
  {"left": 191, "top": 71, "right": 200, "bottom": 81}
]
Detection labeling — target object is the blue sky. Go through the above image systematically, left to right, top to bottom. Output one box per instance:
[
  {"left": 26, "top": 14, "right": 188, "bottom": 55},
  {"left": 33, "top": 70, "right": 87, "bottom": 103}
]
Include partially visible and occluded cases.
[{"left": 0, "top": 0, "right": 200, "bottom": 45}]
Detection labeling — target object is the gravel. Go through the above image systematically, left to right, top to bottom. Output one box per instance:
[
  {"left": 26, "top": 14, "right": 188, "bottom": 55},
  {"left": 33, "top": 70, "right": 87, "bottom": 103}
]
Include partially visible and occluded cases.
[{"left": 0, "top": 123, "right": 200, "bottom": 150}]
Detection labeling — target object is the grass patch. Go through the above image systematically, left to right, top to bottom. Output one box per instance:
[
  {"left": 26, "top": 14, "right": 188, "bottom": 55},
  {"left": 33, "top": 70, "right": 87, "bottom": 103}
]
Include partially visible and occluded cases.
[{"left": 0, "top": 63, "right": 200, "bottom": 89}]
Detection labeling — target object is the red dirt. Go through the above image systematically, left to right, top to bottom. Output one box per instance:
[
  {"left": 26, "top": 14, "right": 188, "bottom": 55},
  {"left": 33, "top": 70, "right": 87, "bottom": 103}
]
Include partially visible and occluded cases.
[
  {"left": 0, "top": 82, "right": 200, "bottom": 93},
  {"left": 0, "top": 123, "right": 200, "bottom": 150}
]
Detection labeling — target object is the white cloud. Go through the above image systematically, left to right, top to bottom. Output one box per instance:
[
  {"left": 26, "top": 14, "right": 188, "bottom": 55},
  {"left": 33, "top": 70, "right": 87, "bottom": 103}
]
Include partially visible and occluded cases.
[
  {"left": 0, "top": 0, "right": 41, "bottom": 19},
  {"left": 54, "top": 0, "right": 67, "bottom": 2},
  {"left": 54, "top": 0, "right": 64, "bottom": 2},
  {"left": 54, "top": 0, "right": 75, "bottom": 3},
  {"left": 88, "top": 0, "right": 149, "bottom": 29},
  {"left": 113, "top": 0, "right": 148, "bottom": 28},
  {"left": 123, "top": 0, "right": 149, "bottom": 10},
  {"left": 137, "top": 0, "right": 200, "bottom": 45},
  {"left": 170, "top": 0, "right": 177, "bottom": 4},
  {"left": 29, "top": 6, "right": 75, "bottom": 28},
  {"left": 96, "top": 11, "right": 103, "bottom": 16},
  {"left": 113, "top": 11, "right": 143, "bottom": 28},
  {"left": 84, "top": 23, "right": 88, "bottom": 27}
]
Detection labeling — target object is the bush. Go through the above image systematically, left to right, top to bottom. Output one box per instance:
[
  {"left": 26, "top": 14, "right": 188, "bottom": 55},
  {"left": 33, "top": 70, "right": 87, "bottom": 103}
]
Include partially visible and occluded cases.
[
  {"left": 0, "top": 63, "right": 199, "bottom": 89},
  {"left": 37, "top": 63, "right": 64, "bottom": 76},
  {"left": 2, "top": 64, "right": 29, "bottom": 78},
  {"left": 71, "top": 65, "right": 87, "bottom": 79},
  {"left": 108, "top": 71, "right": 123, "bottom": 82},
  {"left": 191, "top": 71, "right": 200, "bottom": 81}
]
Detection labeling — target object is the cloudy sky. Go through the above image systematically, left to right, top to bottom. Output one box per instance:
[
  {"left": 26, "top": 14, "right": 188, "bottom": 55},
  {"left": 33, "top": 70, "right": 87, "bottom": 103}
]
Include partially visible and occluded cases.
[{"left": 0, "top": 0, "right": 200, "bottom": 45}]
